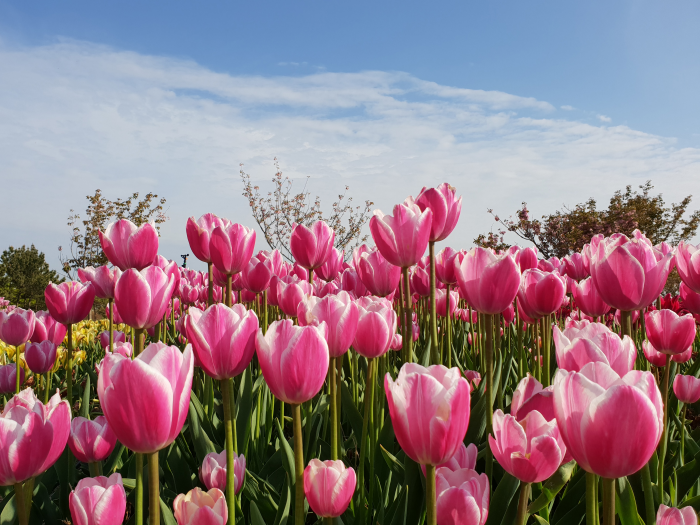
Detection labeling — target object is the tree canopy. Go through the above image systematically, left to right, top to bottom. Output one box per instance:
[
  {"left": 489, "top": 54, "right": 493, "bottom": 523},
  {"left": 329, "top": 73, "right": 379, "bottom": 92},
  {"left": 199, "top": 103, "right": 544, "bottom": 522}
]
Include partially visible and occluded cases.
[{"left": 0, "top": 245, "right": 64, "bottom": 310}]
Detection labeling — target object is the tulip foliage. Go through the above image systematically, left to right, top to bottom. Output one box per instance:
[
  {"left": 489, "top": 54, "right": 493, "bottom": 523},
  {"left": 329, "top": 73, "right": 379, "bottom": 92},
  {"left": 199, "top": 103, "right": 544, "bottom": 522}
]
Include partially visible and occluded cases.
[{"left": 4, "top": 191, "right": 700, "bottom": 525}]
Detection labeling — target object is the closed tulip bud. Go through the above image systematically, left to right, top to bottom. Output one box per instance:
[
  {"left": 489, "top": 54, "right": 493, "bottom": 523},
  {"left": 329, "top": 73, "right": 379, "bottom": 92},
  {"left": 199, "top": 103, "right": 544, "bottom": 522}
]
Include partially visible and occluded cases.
[
  {"left": 414, "top": 183, "right": 462, "bottom": 243},
  {"left": 370, "top": 200, "right": 432, "bottom": 268},
  {"left": 186, "top": 214, "right": 232, "bottom": 264},
  {"left": 99, "top": 219, "right": 159, "bottom": 271},
  {"left": 289, "top": 221, "right": 335, "bottom": 271},
  {"left": 210, "top": 223, "right": 256, "bottom": 276},
  {"left": 676, "top": 241, "right": 700, "bottom": 294},
  {"left": 315, "top": 247, "right": 344, "bottom": 282},
  {"left": 435, "top": 247, "right": 461, "bottom": 285},
  {"left": 455, "top": 247, "right": 521, "bottom": 315},
  {"left": 513, "top": 247, "right": 538, "bottom": 273},
  {"left": 356, "top": 248, "right": 401, "bottom": 298},
  {"left": 561, "top": 253, "right": 589, "bottom": 281},
  {"left": 153, "top": 255, "right": 182, "bottom": 293},
  {"left": 241, "top": 255, "right": 273, "bottom": 294},
  {"left": 77, "top": 265, "right": 122, "bottom": 299},
  {"left": 411, "top": 265, "right": 431, "bottom": 297},
  {"left": 114, "top": 266, "right": 175, "bottom": 330},
  {"left": 339, "top": 267, "right": 368, "bottom": 298},
  {"left": 518, "top": 269, "right": 566, "bottom": 319},
  {"left": 276, "top": 277, "right": 313, "bottom": 317},
  {"left": 572, "top": 277, "right": 611, "bottom": 318},
  {"left": 45, "top": 281, "right": 95, "bottom": 326},
  {"left": 436, "top": 288, "right": 459, "bottom": 318},
  {"left": 298, "top": 291, "right": 359, "bottom": 357},
  {"left": 353, "top": 298, "right": 397, "bottom": 359},
  {"left": 186, "top": 304, "right": 258, "bottom": 380},
  {"left": 0, "top": 307, "right": 35, "bottom": 347},
  {"left": 645, "top": 309, "right": 697, "bottom": 356},
  {"left": 30, "top": 311, "right": 67, "bottom": 345},
  {"left": 256, "top": 320, "right": 329, "bottom": 405},
  {"left": 553, "top": 323, "right": 636, "bottom": 377},
  {"left": 99, "top": 330, "right": 126, "bottom": 350},
  {"left": 643, "top": 340, "right": 690, "bottom": 367},
  {"left": 24, "top": 341, "right": 58, "bottom": 374},
  {"left": 98, "top": 342, "right": 194, "bottom": 454},
  {"left": 553, "top": 362, "right": 663, "bottom": 478},
  {"left": 385, "top": 363, "right": 470, "bottom": 466},
  {"left": 0, "top": 364, "right": 24, "bottom": 393},
  {"left": 463, "top": 370, "right": 481, "bottom": 392},
  {"left": 511, "top": 374, "right": 555, "bottom": 422},
  {"left": 674, "top": 375, "right": 700, "bottom": 405},
  {"left": 0, "top": 388, "right": 70, "bottom": 484},
  {"left": 68, "top": 416, "right": 118, "bottom": 463},
  {"left": 421, "top": 442, "right": 478, "bottom": 477},
  {"left": 199, "top": 450, "right": 246, "bottom": 494},
  {"left": 304, "top": 459, "right": 356, "bottom": 518},
  {"left": 436, "top": 467, "right": 489, "bottom": 525},
  {"left": 69, "top": 474, "right": 126, "bottom": 525},
  {"left": 174, "top": 487, "right": 228, "bottom": 525},
  {"left": 656, "top": 505, "right": 698, "bottom": 525}
]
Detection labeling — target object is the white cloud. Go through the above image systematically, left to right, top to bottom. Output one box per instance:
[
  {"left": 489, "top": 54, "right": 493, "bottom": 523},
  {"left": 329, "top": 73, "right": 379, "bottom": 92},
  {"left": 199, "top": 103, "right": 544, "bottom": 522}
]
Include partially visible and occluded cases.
[
  {"left": 1, "top": 39, "right": 699, "bottom": 273},
  {"left": 561, "top": 105, "right": 574, "bottom": 110},
  {"left": 598, "top": 114, "right": 612, "bottom": 122}
]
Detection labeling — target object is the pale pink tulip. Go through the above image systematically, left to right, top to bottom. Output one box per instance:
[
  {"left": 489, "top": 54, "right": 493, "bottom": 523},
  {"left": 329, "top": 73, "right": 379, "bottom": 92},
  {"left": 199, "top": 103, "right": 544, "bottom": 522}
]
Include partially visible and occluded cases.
[
  {"left": 414, "top": 183, "right": 462, "bottom": 242},
  {"left": 370, "top": 200, "right": 432, "bottom": 268},
  {"left": 186, "top": 213, "right": 232, "bottom": 264},
  {"left": 99, "top": 219, "right": 159, "bottom": 271},
  {"left": 290, "top": 221, "right": 335, "bottom": 270},
  {"left": 210, "top": 223, "right": 256, "bottom": 276},
  {"left": 676, "top": 241, "right": 700, "bottom": 294},
  {"left": 455, "top": 247, "right": 520, "bottom": 315},
  {"left": 356, "top": 248, "right": 401, "bottom": 298},
  {"left": 78, "top": 265, "right": 122, "bottom": 299},
  {"left": 114, "top": 266, "right": 175, "bottom": 330},
  {"left": 517, "top": 269, "right": 566, "bottom": 320},
  {"left": 572, "top": 277, "right": 611, "bottom": 318},
  {"left": 45, "top": 281, "right": 95, "bottom": 326},
  {"left": 298, "top": 291, "right": 359, "bottom": 357},
  {"left": 353, "top": 298, "right": 397, "bottom": 359},
  {"left": 105, "top": 302, "right": 124, "bottom": 325},
  {"left": 0, "top": 307, "right": 35, "bottom": 347},
  {"left": 645, "top": 309, "right": 697, "bottom": 356},
  {"left": 30, "top": 311, "right": 67, "bottom": 345},
  {"left": 553, "top": 323, "right": 636, "bottom": 377},
  {"left": 99, "top": 330, "right": 126, "bottom": 350},
  {"left": 643, "top": 340, "right": 690, "bottom": 367},
  {"left": 24, "top": 341, "right": 57, "bottom": 374},
  {"left": 463, "top": 370, "right": 481, "bottom": 392},
  {"left": 511, "top": 374, "right": 555, "bottom": 422},
  {"left": 674, "top": 375, "right": 700, "bottom": 405},
  {"left": 68, "top": 416, "right": 118, "bottom": 463},
  {"left": 421, "top": 442, "right": 478, "bottom": 476},
  {"left": 199, "top": 450, "right": 246, "bottom": 494},
  {"left": 304, "top": 459, "right": 356, "bottom": 518},
  {"left": 436, "top": 467, "right": 489, "bottom": 525},
  {"left": 69, "top": 474, "right": 126, "bottom": 525},
  {"left": 173, "top": 487, "right": 228, "bottom": 525},
  {"left": 656, "top": 505, "right": 698, "bottom": 525}
]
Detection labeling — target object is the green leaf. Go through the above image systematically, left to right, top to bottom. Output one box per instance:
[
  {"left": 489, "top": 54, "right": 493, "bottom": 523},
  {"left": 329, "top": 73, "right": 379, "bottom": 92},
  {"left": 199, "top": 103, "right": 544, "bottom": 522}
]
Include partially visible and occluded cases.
[
  {"left": 465, "top": 351, "right": 501, "bottom": 445},
  {"left": 237, "top": 368, "right": 254, "bottom": 454},
  {"left": 80, "top": 373, "right": 91, "bottom": 419},
  {"left": 340, "top": 380, "right": 364, "bottom": 445},
  {"left": 188, "top": 398, "right": 216, "bottom": 464},
  {"left": 374, "top": 415, "right": 396, "bottom": 483},
  {"left": 275, "top": 418, "right": 296, "bottom": 490},
  {"left": 104, "top": 443, "right": 126, "bottom": 475},
  {"left": 380, "top": 445, "right": 405, "bottom": 477},
  {"left": 675, "top": 448, "right": 700, "bottom": 502},
  {"left": 403, "top": 456, "right": 424, "bottom": 525},
  {"left": 528, "top": 461, "right": 576, "bottom": 514},
  {"left": 551, "top": 466, "right": 586, "bottom": 524},
  {"left": 485, "top": 472, "right": 520, "bottom": 525},
  {"left": 615, "top": 477, "right": 642, "bottom": 525},
  {"left": 272, "top": 478, "right": 291, "bottom": 525},
  {"left": 31, "top": 482, "right": 59, "bottom": 524},
  {"left": 0, "top": 494, "right": 15, "bottom": 525},
  {"left": 160, "top": 496, "right": 178, "bottom": 525},
  {"left": 251, "top": 501, "right": 266, "bottom": 525},
  {"left": 531, "top": 516, "right": 550, "bottom": 525}
]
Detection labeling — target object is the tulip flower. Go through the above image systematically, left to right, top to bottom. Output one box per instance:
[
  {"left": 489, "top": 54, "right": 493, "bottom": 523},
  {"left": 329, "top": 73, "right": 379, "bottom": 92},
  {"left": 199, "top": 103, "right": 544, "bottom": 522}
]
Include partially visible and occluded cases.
[
  {"left": 414, "top": 183, "right": 462, "bottom": 243},
  {"left": 370, "top": 200, "right": 432, "bottom": 269},
  {"left": 186, "top": 214, "right": 232, "bottom": 264},
  {"left": 99, "top": 219, "right": 159, "bottom": 271},
  {"left": 289, "top": 221, "right": 335, "bottom": 271},
  {"left": 210, "top": 223, "right": 256, "bottom": 276},
  {"left": 676, "top": 241, "right": 700, "bottom": 294},
  {"left": 315, "top": 247, "right": 344, "bottom": 282},
  {"left": 435, "top": 247, "right": 461, "bottom": 285},
  {"left": 455, "top": 247, "right": 521, "bottom": 315},
  {"left": 356, "top": 248, "right": 401, "bottom": 298},
  {"left": 561, "top": 253, "right": 589, "bottom": 281},
  {"left": 241, "top": 254, "right": 273, "bottom": 294},
  {"left": 77, "top": 265, "right": 121, "bottom": 299},
  {"left": 411, "top": 265, "right": 431, "bottom": 297},
  {"left": 114, "top": 266, "right": 176, "bottom": 330},
  {"left": 340, "top": 267, "right": 368, "bottom": 298},
  {"left": 517, "top": 269, "right": 566, "bottom": 319},
  {"left": 276, "top": 277, "right": 313, "bottom": 317},
  {"left": 572, "top": 277, "right": 611, "bottom": 318},
  {"left": 45, "top": 281, "right": 95, "bottom": 326},
  {"left": 680, "top": 282, "right": 700, "bottom": 315},
  {"left": 436, "top": 288, "right": 459, "bottom": 318},
  {"left": 298, "top": 291, "right": 358, "bottom": 357},
  {"left": 352, "top": 298, "right": 397, "bottom": 359},
  {"left": 105, "top": 302, "right": 124, "bottom": 325},
  {"left": 0, "top": 308, "right": 35, "bottom": 347},
  {"left": 645, "top": 309, "right": 697, "bottom": 356},
  {"left": 30, "top": 311, "right": 67, "bottom": 345},
  {"left": 99, "top": 330, "right": 126, "bottom": 350},
  {"left": 643, "top": 340, "right": 690, "bottom": 367},
  {"left": 24, "top": 341, "right": 57, "bottom": 375},
  {"left": 0, "top": 364, "right": 23, "bottom": 393},
  {"left": 463, "top": 370, "right": 481, "bottom": 392},
  {"left": 511, "top": 374, "right": 555, "bottom": 422},
  {"left": 674, "top": 375, "right": 700, "bottom": 405},
  {"left": 68, "top": 416, "right": 118, "bottom": 464},
  {"left": 421, "top": 442, "right": 478, "bottom": 476},
  {"left": 199, "top": 450, "right": 246, "bottom": 494},
  {"left": 304, "top": 459, "right": 356, "bottom": 518},
  {"left": 436, "top": 468, "right": 489, "bottom": 525},
  {"left": 69, "top": 474, "right": 126, "bottom": 525},
  {"left": 173, "top": 488, "right": 228, "bottom": 525},
  {"left": 656, "top": 505, "right": 698, "bottom": 525}
]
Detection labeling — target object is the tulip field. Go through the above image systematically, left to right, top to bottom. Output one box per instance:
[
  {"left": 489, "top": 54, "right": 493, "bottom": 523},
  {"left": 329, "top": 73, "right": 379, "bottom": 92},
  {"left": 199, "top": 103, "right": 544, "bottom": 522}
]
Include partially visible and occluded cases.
[{"left": 2, "top": 182, "right": 700, "bottom": 525}]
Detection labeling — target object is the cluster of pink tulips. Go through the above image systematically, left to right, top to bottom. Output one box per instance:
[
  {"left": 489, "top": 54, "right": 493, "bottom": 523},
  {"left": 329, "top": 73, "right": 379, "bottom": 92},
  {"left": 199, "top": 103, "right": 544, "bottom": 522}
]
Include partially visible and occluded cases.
[{"left": 2, "top": 183, "right": 700, "bottom": 525}]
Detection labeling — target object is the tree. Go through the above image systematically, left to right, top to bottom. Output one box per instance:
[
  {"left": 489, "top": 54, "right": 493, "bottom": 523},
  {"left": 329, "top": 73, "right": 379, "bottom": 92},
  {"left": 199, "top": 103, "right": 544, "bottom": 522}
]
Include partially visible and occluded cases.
[
  {"left": 240, "top": 158, "right": 374, "bottom": 262},
  {"left": 60, "top": 190, "right": 168, "bottom": 278},
  {"left": 0, "top": 245, "right": 64, "bottom": 310}
]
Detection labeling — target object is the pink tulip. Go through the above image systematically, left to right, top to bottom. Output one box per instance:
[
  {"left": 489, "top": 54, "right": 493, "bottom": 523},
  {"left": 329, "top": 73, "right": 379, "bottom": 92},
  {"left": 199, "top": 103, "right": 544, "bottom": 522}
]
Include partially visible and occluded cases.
[
  {"left": 414, "top": 183, "right": 462, "bottom": 242},
  {"left": 370, "top": 200, "right": 432, "bottom": 268},
  {"left": 186, "top": 213, "right": 232, "bottom": 264},
  {"left": 99, "top": 219, "right": 159, "bottom": 271},
  {"left": 290, "top": 221, "right": 335, "bottom": 270},
  {"left": 210, "top": 223, "right": 256, "bottom": 276},
  {"left": 590, "top": 232, "right": 673, "bottom": 311},
  {"left": 676, "top": 241, "right": 700, "bottom": 294},
  {"left": 315, "top": 247, "right": 344, "bottom": 282},
  {"left": 356, "top": 247, "right": 402, "bottom": 298},
  {"left": 435, "top": 247, "right": 461, "bottom": 285},
  {"left": 455, "top": 247, "right": 520, "bottom": 315},
  {"left": 514, "top": 247, "right": 538, "bottom": 273},
  {"left": 560, "top": 253, "right": 589, "bottom": 281},
  {"left": 153, "top": 255, "right": 182, "bottom": 292},
  {"left": 241, "top": 255, "right": 273, "bottom": 294},
  {"left": 78, "top": 265, "right": 122, "bottom": 299},
  {"left": 411, "top": 265, "right": 431, "bottom": 297},
  {"left": 114, "top": 266, "right": 175, "bottom": 330},
  {"left": 339, "top": 268, "right": 368, "bottom": 298},
  {"left": 517, "top": 269, "right": 566, "bottom": 319},
  {"left": 276, "top": 277, "right": 313, "bottom": 317},
  {"left": 572, "top": 277, "right": 611, "bottom": 318},
  {"left": 45, "top": 281, "right": 96, "bottom": 325},
  {"left": 680, "top": 282, "right": 700, "bottom": 315},
  {"left": 436, "top": 288, "right": 460, "bottom": 318},
  {"left": 298, "top": 291, "right": 359, "bottom": 357},
  {"left": 353, "top": 298, "right": 397, "bottom": 359},
  {"left": 105, "top": 302, "right": 124, "bottom": 325},
  {"left": 186, "top": 304, "right": 258, "bottom": 380},
  {"left": 0, "top": 307, "right": 35, "bottom": 346},
  {"left": 613, "top": 309, "right": 640, "bottom": 328},
  {"left": 645, "top": 309, "right": 697, "bottom": 356},
  {"left": 30, "top": 311, "right": 67, "bottom": 345},
  {"left": 255, "top": 320, "right": 329, "bottom": 405},
  {"left": 553, "top": 323, "right": 636, "bottom": 377},
  {"left": 99, "top": 330, "right": 127, "bottom": 350},
  {"left": 643, "top": 340, "right": 690, "bottom": 367},
  {"left": 24, "top": 341, "right": 58, "bottom": 374},
  {"left": 98, "top": 342, "right": 194, "bottom": 453},
  {"left": 553, "top": 362, "right": 663, "bottom": 478},
  {"left": 385, "top": 363, "right": 470, "bottom": 465},
  {"left": 0, "top": 364, "right": 24, "bottom": 393},
  {"left": 463, "top": 370, "right": 481, "bottom": 392},
  {"left": 511, "top": 374, "right": 555, "bottom": 422},
  {"left": 674, "top": 375, "right": 700, "bottom": 405},
  {"left": 0, "top": 388, "right": 70, "bottom": 484},
  {"left": 68, "top": 416, "right": 118, "bottom": 463},
  {"left": 421, "top": 442, "right": 478, "bottom": 476},
  {"left": 199, "top": 450, "right": 246, "bottom": 494},
  {"left": 304, "top": 459, "right": 356, "bottom": 518},
  {"left": 436, "top": 468, "right": 489, "bottom": 525},
  {"left": 69, "top": 474, "right": 126, "bottom": 525},
  {"left": 173, "top": 487, "right": 228, "bottom": 525},
  {"left": 656, "top": 505, "right": 698, "bottom": 525}
]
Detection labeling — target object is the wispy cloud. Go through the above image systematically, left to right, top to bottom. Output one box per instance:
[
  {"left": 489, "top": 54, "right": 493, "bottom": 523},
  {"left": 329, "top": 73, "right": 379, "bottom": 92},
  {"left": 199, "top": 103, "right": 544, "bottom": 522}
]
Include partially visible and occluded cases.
[
  {"left": 1, "top": 39, "right": 698, "bottom": 271},
  {"left": 561, "top": 105, "right": 574, "bottom": 111},
  {"left": 598, "top": 114, "right": 612, "bottom": 122}
]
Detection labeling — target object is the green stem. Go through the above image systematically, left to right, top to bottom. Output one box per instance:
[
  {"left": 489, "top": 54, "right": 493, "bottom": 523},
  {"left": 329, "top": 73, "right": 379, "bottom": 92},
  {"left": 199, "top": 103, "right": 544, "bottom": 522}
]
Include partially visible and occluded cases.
[
  {"left": 429, "top": 242, "right": 439, "bottom": 365},
  {"left": 208, "top": 262, "right": 214, "bottom": 306},
  {"left": 403, "top": 267, "right": 414, "bottom": 364},
  {"left": 226, "top": 274, "right": 233, "bottom": 308},
  {"left": 446, "top": 284, "right": 452, "bottom": 368},
  {"left": 262, "top": 289, "right": 268, "bottom": 333},
  {"left": 109, "top": 298, "right": 114, "bottom": 351},
  {"left": 484, "top": 313, "right": 494, "bottom": 487},
  {"left": 543, "top": 314, "right": 551, "bottom": 387},
  {"left": 534, "top": 320, "right": 541, "bottom": 382},
  {"left": 66, "top": 323, "right": 73, "bottom": 408},
  {"left": 658, "top": 353, "right": 670, "bottom": 494},
  {"left": 330, "top": 357, "right": 338, "bottom": 460},
  {"left": 357, "top": 358, "right": 376, "bottom": 516},
  {"left": 43, "top": 372, "right": 51, "bottom": 404},
  {"left": 221, "top": 378, "right": 236, "bottom": 524},
  {"left": 293, "top": 404, "right": 305, "bottom": 525},
  {"left": 681, "top": 405, "right": 687, "bottom": 466},
  {"left": 148, "top": 452, "right": 159, "bottom": 525},
  {"left": 135, "top": 453, "right": 144, "bottom": 525},
  {"left": 88, "top": 461, "right": 101, "bottom": 478},
  {"left": 641, "top": 463, "right": 655, "bottom": 525},
  {"left": 425, "top": 464, "right": 437, "bottom": 525},
  {"left": 586, "top": 473, "right": 597, "bottom": 525},
  {"left": 602, "top": 478, "right": 615, "bottom": 525},
  {"left": 516, "top": 481, "right": 531, "bottom": 525},
  {"left": 14, "top": 483, "right": 28, "bottom": 525},
  {"left": 324, "top": 518, "right": 334, "bottom": 525}
]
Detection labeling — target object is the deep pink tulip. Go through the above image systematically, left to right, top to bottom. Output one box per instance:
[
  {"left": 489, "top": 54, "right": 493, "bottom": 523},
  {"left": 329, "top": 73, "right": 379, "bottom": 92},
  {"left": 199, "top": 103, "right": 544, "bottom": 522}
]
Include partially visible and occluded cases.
[
  {"left": 414, "top": 183, "right": 462, "bottom": 242},
  {"left": 370, "top": 200, "right": 432, "bottom": 268},
  {"left": 186, "top": 213, "right": 232, "bottom": 264},
  {"left": 99, "top": 219, "right": 159, "bottom": 271},
  {"left": 290, "top": 221, "right": 335, "bottom": 270},
  {"left": 210, "top": 223, "right": 256, "bottom": 276},
  {"left": 590, "top": 233, "right": 673, "bottom": 311},
  {"left": 676, "top": 241, "right": 700, "bottom": 294},
  {"left": 315, "top": 247, "right": 344, "bottom": 282},
  {"left": 435, "top": 247, "right": 461, "bottom": 285},
  {"left": 455, "top": 247, "right": 520, "bottom": 315},
  {"left": 514, "top": 247, "right": 538, "bottom": 273},
  {"left": 356, "top": 248, "right": 401, "bottom": 298},
  {"left": 258, "top": 250, "right": 286, "bottom": 277},
  {"left": 561, "top": 253, "right": 589, "bottom": 281},
  {"left": 153, "top": 255, "right": 181, "bottom": 293},
  {"left": 241, "top": 255, "right": 273, "bottom": 294},
  {"left": 538, "top": 259, "right": 556, "bottom": 272},
  {"left": 290, "top": 262, "right": 310, "bottom": 282},
  {"left": 78, "top": 265, "right": 122, "bottom": 299},
  {"left": 411, "top": 265, "right": 431, "bottom": 297},
  {"left": 114, "top": 266, "right": 175, "bottom": 330},
  {"left": 339, "top": 267, "right": 368, "bottom": 298},
  {"left": 517, "top": 269, "right": 566, "bottom": 319},
  {"left": 276, "top": 277, "right": 313, "bottom": 317},
  {"left": 572, "top": 277, "right": 611, "bottom": 318},
  {"left": 45, "top": 281, "right": 96, "bottom": 326},
  {"left": 680, "top": 283, "right": 700, "bottom": 315},
  {"left": 436, "top": 288, "right": 459, "bottom": 318},
  {"left": 298, "top": 291, "right": 359, "bottom": 357},
  {"left": 353, "top": 298, "right": 397, "bottom": 359},
  {"left": 105, "top": 302, "right": 124, "bottom": 325},
  {"left": 186, "top": 304, "right": 258, "bottom": 380},
  {"left": 0, "top": 307, "right": 35, "bottom": 347},
  {"left": 645, "top": 309, "right": 697, "bottom": 356},
  {"left": 30, "top": 311, "right": 67, "bottom": 345},
  {"left": 255, "top": 320, "right": 329, "bottom": 404},
  {"left": 553, "top": 323, "right": 636, "bottom": 377},
  {"left": 99, "top": 330, "right": 127, "bottom": 350},
  {"left": 643, "top": 340, "right": 690, "bottom": 367},
  {"left": 24, "top": 341, "right": 58, "bottom": 374},
  {"left": 98, "top": 342, "right": 194, "bottom": 454},
  {"left": 553, "top": 362, "right": 663, "bottom": 478},
  {"left": 385, "top": 363, "right": 470, "bottom": 465},
  {"left": 0, "top": 365, "right": 24, "bottom": 393},
  {"left": 463, "top": 370, "right": 481, "bottom": 392},
  {"left": 511, "top": 374, "right": 555, "bottom": 422},
  {"left": 674, "top": 375, "right": 700, "bottom": 405},
  {"left": 0, "top": 388, "right": 70, "bottom": 484},
  {"left": 489, "top": 409, "right": 565, "bottom": 483},
  {"left": 68, "top": 416, "right": 118, "bottom": 463},
  {"left": 420, "top": 442, "right": 478, "bottom": 477},
  {"left": 199, "top": 450, "right": 245, "bottom": 494},
  {"left": 304, "top": 459, "right": 356, "bottom": 518},
  {"left": 436, "top": 468, "right": 489, "bottom": 525},
  {"left": 69, "top": 474, "right": 126, "bottom": 525},
  {"left": 173, "top": 487, "right": 228, "bottom": 525},
  {"left": 656, "top": 505, "right": 698, "bottom": 525}
]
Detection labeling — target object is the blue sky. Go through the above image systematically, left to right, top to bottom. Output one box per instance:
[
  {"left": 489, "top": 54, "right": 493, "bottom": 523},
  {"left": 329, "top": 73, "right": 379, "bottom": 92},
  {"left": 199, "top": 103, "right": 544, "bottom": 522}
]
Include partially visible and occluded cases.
[{"left": 1, "top": 1, "right": 699, "bottom": 271}]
